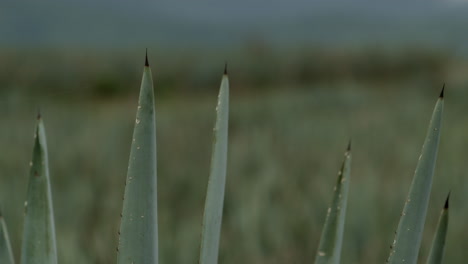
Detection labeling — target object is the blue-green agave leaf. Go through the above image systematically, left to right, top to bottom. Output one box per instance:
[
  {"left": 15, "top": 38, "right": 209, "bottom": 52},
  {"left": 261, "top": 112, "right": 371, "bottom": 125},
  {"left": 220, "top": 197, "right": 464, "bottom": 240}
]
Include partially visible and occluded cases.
[
  {"left": 117, "top": 54, "right": 158, "bottom": 264},
  {"left": 199, "top": 68, "right": 229, "bottom": 264},
  {"left": 387, "top": 89, "right": 444, "bottom": 264},
  {"left": 21, "top": 115, "right": 57, "bottom": 264},
  {"left": 314, "top": 143, "right": 352, "bottom": 264},
  {"left": 426, "top": 193, "right": 449, "bottom": 264}
]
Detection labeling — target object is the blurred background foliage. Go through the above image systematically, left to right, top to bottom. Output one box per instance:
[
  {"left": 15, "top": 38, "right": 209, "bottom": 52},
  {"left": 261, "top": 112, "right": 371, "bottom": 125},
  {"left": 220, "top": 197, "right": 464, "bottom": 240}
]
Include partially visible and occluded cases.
[{"left": 1, "top": 0, "right": 468, "bottom": 263}]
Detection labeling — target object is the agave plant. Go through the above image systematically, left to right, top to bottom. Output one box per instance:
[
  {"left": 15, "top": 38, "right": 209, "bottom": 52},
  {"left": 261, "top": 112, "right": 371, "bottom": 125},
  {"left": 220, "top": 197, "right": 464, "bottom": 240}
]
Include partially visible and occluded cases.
[
  {"left": 116, "top": 52, "right": 159, "bottom": 264},
  {"left": 0, "top": 53, "right": 453, "bottom": 264},
  {"left": 116, "top": 54, "right": 230, "bottom": 264},
  {"left": 199, "top": 65, "right": 229, "bottom": 264},
  {"left": 313, "top": 87, "right": 448, "bottom": 264},
  {"left": 387, "top": 87, "right": 444, "bottom": 264},
  {"left": 0, "top": 114, "right": 59, "bottom": 264},
  {"left": 21, "top": 114, "right": 58, "bottom": 264},
  {"left": 314, "top": 143, "right": 352, "bottom": 264},
  {"left": 426, "top": 193, "right": 449, "bottom": 264}
]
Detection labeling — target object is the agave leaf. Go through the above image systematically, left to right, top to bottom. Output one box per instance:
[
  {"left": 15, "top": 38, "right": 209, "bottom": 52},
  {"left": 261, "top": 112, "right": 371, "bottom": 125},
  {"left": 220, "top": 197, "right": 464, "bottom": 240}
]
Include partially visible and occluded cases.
[
  {"left": 117, "top": 54, "right": 158, "bottom": 264},
  {"left": 199, "top": 67, "right": 229, "bottom": 264},
  {"left": 387, "top": 89, "right": 444, "bottom": 264},
  {"left": 21, "top": 115, "right": 57, "bottom": 264},
  {"left": 314, "top": 143, "right": 352, "bottom": 264},
  {"left": 426, "top": 194, "right": 450, "bottom": 264},
  {"left": 0, "top": 210, "right": 15, "bottom": 264}
]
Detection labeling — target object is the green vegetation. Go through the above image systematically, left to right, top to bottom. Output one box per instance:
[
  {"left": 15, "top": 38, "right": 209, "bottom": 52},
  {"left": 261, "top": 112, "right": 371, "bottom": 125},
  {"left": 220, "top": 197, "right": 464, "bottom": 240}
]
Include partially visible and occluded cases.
[
  {"left": 0, "top": 48, "right": 452, "bottom": 99},
  {"left": 0, "top": 51, "right": 465, "bottom": 264}
]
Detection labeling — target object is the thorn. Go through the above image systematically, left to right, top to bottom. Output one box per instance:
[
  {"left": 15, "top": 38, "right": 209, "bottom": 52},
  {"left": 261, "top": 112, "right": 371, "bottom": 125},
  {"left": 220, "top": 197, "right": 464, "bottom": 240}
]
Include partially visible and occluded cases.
[
  {"left": 145, "top": 48, "right": 149, "bottom": 67},
  {"left": 224, "top": 62, "right": 228, "bottom": 75},
  {"left": 439, "top": 83, "right": 445, "bottom": 98},
  {"left": 37, "top": 107, "right": 41, "bottom": 120},
  {"left": 347, "top": 139, "right": 352, "bottom": 152},
  {"left": 444, "top": 191, "right": 450, "bottom": 209},
  {"left": 0, "top": 207, "right": 3, "bottom": 218}
]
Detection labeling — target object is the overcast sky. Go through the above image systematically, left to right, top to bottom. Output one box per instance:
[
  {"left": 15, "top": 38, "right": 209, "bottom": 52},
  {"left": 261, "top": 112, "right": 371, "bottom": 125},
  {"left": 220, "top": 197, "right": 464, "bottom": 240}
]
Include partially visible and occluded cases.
[{"left": 2, "top": 1, "right": 468, "bottom": 52}]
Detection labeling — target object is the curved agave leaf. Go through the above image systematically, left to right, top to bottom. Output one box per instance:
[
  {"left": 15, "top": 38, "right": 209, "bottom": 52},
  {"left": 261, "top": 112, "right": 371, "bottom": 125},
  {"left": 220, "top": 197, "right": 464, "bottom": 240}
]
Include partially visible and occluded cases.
[
  {"left": 117, "top": 54, "right": 158, "bottom": 264},
  {"left": 199, "top": 67, "right": 229, "bottom": 264},
  {"left": 387, "top": 88, "right": 444, "bottom": 264},
  {"left": 21, "top": 116, "right": 57, "bottom": 264},
  {"left": 314, "top": 143, "right": 352, "bottom": 264},
  {"left": 426, "top": 194, "right": 449, "bottom": 264},
  {"left": 0, "top": 210, "right": 15, "bottom": 264}
]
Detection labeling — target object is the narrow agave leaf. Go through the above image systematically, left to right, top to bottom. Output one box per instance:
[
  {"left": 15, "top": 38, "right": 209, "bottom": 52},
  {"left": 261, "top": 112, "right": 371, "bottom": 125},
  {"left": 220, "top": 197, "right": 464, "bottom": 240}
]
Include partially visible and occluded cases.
[
  {"left": 117, "top": 53, "right": 158, "bottom": 264},
  {"left": 199, "top": 66, "right": 229, "bottom": 264},
  {"left": 387, "top": 88, "right": 444, "bottom": 264},
  {"left": 21, "top": 115, "right": 57, "bottom": 264},
  {"left": 314, "top": 143, "right": 352, "bottom": 264},
  {"left": 426, "top": 193, "right": 450, "bottom": 264},
  {"left": 0, "top": 210, "right": 15, "bottom": 264}
]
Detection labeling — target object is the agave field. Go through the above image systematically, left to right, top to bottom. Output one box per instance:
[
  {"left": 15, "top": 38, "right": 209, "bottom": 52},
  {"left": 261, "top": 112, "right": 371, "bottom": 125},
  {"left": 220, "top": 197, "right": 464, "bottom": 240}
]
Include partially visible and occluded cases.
[{"left": 0, "top": 53, "right": 463, "bottom": 264}]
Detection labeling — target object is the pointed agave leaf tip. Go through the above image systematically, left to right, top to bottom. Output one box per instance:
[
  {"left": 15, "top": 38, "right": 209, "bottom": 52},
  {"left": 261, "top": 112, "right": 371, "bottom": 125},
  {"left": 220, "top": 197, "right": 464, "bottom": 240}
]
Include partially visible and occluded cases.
[
  {"left": 145, "top": 49, "right": 149, "bottom": 67},
  {"left": 224, "top": 62, "right": 228, "bottom": 75},
  {"left": 439, "top": 84, "right": 445, "bottom": 98},
  {"left": 37, "top": 107, "right": 41, "bottom": 120},
  {"left": 347, "top": 140, "right": 352, "bottom": 152},
  {"left": 444, "top": 192, "right": 450, "bottom": 209}
]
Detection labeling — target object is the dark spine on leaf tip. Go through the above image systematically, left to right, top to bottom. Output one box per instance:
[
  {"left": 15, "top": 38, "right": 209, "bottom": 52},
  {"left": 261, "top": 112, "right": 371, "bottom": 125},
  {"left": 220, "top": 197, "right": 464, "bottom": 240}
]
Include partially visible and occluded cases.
[
  {"left": 145, "top": 49, "right": 149, "bottom": 67},
  {"left": 224, "top": 62, "right": 228, "bottom": 75},
  {"left": 440, "top": 84, "right": 445, "bottom": 98},
  {"left": 347, "top": 140, "right": 352, "bottom": 151},
  {"left": 444, "top": 192, "right": 450, "bottom": 209}
]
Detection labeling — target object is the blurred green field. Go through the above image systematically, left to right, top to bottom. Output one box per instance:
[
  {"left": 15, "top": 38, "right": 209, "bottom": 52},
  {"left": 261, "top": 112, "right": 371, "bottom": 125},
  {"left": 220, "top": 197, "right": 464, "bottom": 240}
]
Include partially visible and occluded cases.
[{"left": 0, "top": 50, "right": 467, "bottom": 263}]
